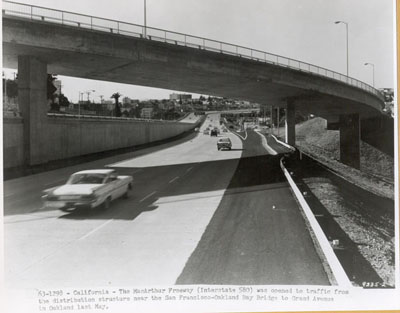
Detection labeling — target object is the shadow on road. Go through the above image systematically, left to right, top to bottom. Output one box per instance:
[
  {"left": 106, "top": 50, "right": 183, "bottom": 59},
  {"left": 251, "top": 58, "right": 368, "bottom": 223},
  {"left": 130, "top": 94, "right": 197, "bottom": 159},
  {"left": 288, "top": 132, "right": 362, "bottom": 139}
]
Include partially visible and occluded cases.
[{"left": 284, "top": 153, "right": 394, "bottom": 287}]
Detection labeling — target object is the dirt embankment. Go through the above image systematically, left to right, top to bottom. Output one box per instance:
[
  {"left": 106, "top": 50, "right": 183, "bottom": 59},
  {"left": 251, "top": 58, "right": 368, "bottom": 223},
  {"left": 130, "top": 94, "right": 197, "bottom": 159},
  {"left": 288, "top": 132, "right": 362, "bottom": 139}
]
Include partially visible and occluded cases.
[
  {"left": 283, "top": 118, "right": 395, "bottom": 286},
  {"left": 294, "top": 118, "right": 394, "bottom": 199}
]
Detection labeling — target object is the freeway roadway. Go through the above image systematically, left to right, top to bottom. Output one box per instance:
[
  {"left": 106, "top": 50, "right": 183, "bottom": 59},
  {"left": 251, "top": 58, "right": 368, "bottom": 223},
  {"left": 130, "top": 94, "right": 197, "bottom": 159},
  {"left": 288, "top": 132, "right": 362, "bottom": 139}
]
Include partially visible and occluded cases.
[{"left": 3, "top": 113, "right": 329, "bottom": 289}]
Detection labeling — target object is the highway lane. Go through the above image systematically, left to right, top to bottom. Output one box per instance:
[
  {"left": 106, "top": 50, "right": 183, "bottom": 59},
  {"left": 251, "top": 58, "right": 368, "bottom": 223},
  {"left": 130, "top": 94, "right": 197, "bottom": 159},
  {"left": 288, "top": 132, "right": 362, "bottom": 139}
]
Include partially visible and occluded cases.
[
  {"left": 4, "top": 112, "right": 329, "bottom": 289},
  {"left": 4, "top": 113, "right": 242, "bottom": 287},
  {"left": 176, "top": 129, "right": 329, "bottom": 285}
]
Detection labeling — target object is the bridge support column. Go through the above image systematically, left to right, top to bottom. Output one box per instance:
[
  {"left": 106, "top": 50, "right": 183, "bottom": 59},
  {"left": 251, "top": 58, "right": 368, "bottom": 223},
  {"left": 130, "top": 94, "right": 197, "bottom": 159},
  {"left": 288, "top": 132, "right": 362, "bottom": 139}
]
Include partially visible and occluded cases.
[
  {"left": 18, "top": 55, "right": 49, "bottom": 166},
  {"left": 285, "top": 100, "right": 295, "bottom": 146},
  {"left": 339, "top": 113, "right": 360, "bottom": 169}
]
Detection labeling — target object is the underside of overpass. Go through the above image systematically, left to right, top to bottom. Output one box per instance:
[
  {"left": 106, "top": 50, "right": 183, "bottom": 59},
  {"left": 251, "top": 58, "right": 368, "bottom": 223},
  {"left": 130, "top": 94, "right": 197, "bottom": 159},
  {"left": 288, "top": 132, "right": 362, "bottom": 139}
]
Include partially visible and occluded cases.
[{"left": 2, "top": 14, "right": 387, "bottom": 169}]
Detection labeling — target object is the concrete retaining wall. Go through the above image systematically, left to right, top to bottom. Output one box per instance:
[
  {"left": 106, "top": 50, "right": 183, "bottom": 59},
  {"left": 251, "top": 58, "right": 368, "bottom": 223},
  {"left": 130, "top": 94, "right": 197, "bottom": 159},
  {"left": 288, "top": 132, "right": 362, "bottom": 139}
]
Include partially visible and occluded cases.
[{"left": 3, "top": 117, "right": 198, "bottom": 169}]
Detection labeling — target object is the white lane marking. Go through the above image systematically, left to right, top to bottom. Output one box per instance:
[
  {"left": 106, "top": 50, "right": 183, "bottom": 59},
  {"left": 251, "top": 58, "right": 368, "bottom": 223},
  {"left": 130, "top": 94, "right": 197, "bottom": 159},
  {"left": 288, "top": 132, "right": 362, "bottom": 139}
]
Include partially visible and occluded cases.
[
  {"left": 232, "top": 129, "right": 248, "bottom": 140},
  {"left": 254, "top": 130, "right": 278, "bottom": 155},
  {"left": 280, "top": 159, "right": 352, "bottom": 286},
  {"left": 186, "top": 166, "right": 194, "bottom": 172},
  {"left": 169, "top": 176, "right": 179, "bottom": 184},
  {"left": 139, "top": 191, "right": 157, "bottom": 203},
  {"left": 78, "top": 219, "right": 114, "bottom": 241}
]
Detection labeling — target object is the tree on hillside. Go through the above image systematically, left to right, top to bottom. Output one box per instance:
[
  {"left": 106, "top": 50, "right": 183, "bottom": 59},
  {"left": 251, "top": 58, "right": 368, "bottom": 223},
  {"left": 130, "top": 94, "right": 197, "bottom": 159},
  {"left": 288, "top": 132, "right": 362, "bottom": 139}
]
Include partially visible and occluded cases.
[
  {"left": 47, "top": 74, "right": 57, "bottom": 100},
  {"left": 47, "top": 74, "right": 60, "bottom": 111},
  {"left": 111, "top": 92, "right": 122, "bottom": 117},
  {"left": 59, "top": 94, "right": 70, "bottom": 107}
]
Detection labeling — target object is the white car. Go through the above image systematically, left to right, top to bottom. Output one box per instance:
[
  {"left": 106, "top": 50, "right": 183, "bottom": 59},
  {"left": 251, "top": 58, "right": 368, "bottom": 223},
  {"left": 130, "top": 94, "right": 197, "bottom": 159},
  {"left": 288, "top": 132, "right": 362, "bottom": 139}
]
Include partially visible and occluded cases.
[{"left": 42, "top": 169, "right": 133, "bottom": 211}]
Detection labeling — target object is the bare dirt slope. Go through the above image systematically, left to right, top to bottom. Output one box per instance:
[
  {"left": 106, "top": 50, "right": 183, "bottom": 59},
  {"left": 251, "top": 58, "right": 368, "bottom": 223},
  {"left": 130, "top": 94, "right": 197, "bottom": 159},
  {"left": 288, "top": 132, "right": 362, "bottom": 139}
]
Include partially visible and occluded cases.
[
  {"left": 283, "top": 118, "right": 395, "bottom": 286},
  {"left": 295, "top": 118, "right": 394, "bottom": 199}
]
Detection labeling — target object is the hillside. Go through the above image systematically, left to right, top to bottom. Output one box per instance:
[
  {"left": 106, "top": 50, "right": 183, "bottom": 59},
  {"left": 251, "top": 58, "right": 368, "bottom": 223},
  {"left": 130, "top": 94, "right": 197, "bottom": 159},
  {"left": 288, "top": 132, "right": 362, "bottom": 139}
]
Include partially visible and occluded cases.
[{"left": 274, "top": 117, "right": 394, "bottom": 199}]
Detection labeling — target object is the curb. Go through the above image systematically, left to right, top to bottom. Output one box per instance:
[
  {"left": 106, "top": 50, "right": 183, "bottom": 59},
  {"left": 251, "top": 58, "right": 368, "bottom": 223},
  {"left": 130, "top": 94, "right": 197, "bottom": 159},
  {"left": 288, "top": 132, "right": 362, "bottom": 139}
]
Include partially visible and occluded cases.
[
  {"left": 254, "top": 130, "right": 278, "bottom": 155},
  {"left": 271, "top": 134, "right": 296, "bottom": 151},
  {"left": 280, "top": 158, "right": 352, "bottom": 287}
]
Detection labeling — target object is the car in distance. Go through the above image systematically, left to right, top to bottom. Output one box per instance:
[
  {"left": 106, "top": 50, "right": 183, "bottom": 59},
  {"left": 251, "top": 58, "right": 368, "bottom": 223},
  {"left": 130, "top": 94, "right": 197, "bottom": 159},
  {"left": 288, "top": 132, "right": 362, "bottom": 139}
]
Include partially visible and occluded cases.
[
  {"left": 203, "top": 129, "right": 210, "bottom": 135},
  {"left": 210, "top": 129, "right": 218, "bottom": 137},
  {"left": 217, "top": 137, "right": 232, "bottom": 150},
  {"left": 42, "top": 169, "right": 133, "bottom": 211}
]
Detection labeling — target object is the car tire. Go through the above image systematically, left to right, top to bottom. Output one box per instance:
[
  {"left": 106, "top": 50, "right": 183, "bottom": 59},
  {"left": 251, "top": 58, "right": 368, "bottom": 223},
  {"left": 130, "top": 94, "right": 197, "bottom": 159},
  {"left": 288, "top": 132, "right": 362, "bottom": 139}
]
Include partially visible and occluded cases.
[
  {"left": 123, "top": 183, "right": 132, "bottom": 199},
  {"left": 103, "top": 197, "right": 111, "bottom": 210}
]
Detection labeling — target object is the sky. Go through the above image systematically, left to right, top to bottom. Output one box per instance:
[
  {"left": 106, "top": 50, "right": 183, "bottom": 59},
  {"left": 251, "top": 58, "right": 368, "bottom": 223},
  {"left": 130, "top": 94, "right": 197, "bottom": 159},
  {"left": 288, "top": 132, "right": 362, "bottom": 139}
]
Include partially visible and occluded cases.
[{"left": 2, "top": 0, "right": 395, "bottom": 102}]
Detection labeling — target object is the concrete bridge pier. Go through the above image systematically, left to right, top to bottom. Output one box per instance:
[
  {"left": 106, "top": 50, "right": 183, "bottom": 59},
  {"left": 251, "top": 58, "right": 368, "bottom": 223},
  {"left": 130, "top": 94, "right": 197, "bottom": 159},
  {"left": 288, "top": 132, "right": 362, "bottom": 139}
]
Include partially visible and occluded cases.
[
  {"left": 18, "top": 55, "right": 49, "bottom": 165},
  {"left": 285, "top": 99, "right": 296, "bottom": 146},
  {"left": 339, "top": 113, "right": 360, "bottom": 169}
]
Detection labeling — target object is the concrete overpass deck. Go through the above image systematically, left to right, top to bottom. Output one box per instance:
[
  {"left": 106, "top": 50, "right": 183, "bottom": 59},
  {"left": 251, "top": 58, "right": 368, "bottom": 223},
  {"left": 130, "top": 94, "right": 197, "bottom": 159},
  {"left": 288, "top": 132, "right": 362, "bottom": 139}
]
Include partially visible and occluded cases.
[
  {"left": 2, "top": 0, "right": 384, "bottom": 118},
  {"left": 2, "top": 1, "right": 388, "bottom": 169}
]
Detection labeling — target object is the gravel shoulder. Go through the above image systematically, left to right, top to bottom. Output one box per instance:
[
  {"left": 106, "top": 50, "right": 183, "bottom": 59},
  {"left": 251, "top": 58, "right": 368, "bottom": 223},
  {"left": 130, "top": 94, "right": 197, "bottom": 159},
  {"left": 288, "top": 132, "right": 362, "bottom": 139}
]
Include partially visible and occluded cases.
[{"left": 269, "top": 119, "right": 395, "bottom": 287}]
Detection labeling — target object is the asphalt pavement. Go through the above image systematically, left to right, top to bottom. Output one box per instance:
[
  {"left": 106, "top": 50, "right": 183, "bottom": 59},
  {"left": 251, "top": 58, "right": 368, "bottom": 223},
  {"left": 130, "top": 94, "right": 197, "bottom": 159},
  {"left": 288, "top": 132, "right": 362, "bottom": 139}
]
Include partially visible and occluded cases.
[{"left": 4, "top": 114, "right": 329, "bottom": 288}]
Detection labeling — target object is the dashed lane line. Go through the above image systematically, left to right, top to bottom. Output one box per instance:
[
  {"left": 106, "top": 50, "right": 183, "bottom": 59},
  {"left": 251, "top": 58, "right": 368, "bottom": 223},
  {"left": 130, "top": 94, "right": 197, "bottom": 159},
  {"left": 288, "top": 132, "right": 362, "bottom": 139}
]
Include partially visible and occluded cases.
[
  {"left": 169, "top": 177, "right": 180, "bottom": 184},
  {"left": 139, "top": 191, "right": 157, "bottom": 203},
  {"left": 78, "top": 219, "right": 114, "bottom": 241}
]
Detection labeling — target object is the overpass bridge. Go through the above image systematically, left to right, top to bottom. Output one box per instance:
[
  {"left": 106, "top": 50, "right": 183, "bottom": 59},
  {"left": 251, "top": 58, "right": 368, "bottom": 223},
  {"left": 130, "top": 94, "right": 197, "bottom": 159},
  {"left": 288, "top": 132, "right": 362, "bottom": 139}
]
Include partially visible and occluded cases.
[{"left": 2, "top": 1, "right": 386, "bottom": 169}]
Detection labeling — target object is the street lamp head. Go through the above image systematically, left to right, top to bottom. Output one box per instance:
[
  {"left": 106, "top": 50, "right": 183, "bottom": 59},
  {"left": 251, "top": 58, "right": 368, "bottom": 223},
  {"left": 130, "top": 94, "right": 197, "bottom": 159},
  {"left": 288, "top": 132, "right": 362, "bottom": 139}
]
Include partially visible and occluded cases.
[{"left": 334, "top": 21, "right": 341, "bottom": 24}]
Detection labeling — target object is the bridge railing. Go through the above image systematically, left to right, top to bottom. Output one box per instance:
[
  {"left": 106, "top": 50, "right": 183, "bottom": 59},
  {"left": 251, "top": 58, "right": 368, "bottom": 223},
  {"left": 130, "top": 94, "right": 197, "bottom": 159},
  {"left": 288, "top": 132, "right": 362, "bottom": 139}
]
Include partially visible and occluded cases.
[
  {"left": 2, "top": 0, "right": 384, "bottom": 102},
  {"left": 47, "top": 112, "right": 184, "bottom": 123}
]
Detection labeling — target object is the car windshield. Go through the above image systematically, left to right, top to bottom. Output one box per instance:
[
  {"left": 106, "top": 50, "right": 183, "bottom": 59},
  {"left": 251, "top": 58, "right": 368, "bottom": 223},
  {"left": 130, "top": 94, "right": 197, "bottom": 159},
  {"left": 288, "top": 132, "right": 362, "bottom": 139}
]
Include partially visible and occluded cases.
[
  {"left": 219, "top": 138, "right": 230, "bottom": 142},
  {"left": 67, "top": 173, "right": 107, "bottom": 184}
]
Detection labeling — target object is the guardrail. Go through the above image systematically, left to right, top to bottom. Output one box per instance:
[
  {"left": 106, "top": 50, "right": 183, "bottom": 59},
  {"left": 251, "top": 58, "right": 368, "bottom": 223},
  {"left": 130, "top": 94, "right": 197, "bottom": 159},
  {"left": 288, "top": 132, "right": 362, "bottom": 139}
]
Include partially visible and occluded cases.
[
  {"left": 2, "top": 0, "right": 384, "bottom": 102},
  {"left": 47, "top": 112, "right": 179, "bottom": 123}
]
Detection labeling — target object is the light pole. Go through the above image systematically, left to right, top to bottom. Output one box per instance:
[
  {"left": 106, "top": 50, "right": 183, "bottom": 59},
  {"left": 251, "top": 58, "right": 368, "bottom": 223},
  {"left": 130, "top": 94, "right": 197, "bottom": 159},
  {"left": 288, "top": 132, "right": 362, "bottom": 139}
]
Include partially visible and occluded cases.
[
  {"left": 144, "top": 0, "right": 147, "bottom": 38},
  {"left": 334, "top": 20, "right": 349, "bottom": 77},
  {"left": 364, "top": 62, "right": 375, "bottom": 87},
  {"left": 85, "top": 89, "right": 95, "bottom": 103},
  {"left": 78, "top": 90, "right": 95, "bottom": 117},
  {"left": 78, "top": 91, "right": 84, "bottom": 117}
]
